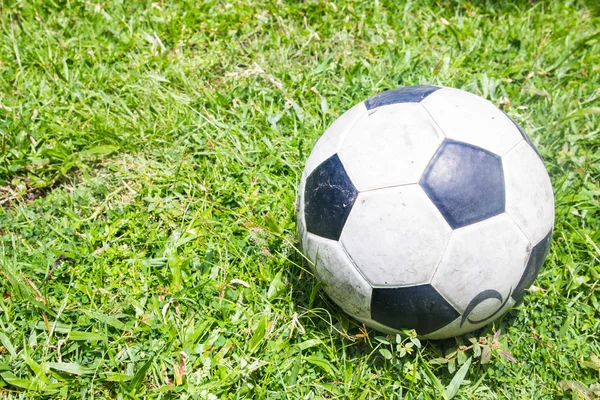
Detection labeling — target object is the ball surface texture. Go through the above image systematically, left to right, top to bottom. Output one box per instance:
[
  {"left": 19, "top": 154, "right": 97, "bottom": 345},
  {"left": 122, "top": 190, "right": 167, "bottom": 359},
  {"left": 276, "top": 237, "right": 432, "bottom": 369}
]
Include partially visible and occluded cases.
[{"left": 297, "top": 86, "right": 554, "bottom": 339}]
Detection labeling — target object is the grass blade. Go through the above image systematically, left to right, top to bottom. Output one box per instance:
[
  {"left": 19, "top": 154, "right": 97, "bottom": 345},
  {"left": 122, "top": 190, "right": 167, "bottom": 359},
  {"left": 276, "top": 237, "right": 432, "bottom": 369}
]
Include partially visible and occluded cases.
[
  {"left": 560, "top": 107, "right": 600, "bottom": 124},
  {"left": 82, "top": 310, "right": 126, "bottom": 330},
  {"left": 248, "top": 315, "right": 268, "bottom": 354},
  {"left": 68, "top": 331, "right": 106, "bottom": 341},
  {"left": 0, "top": 333, "right": 16, "bottom": 358},
  {"left": 305, "top": 356, "right": 339, "bottom": 379},
  {"left": 445, "top": 357, "right": 472, "bottom": 399},
  {"left": 129, "top": 358, "right": 154, "bottom": 392},
  {"left": 46, "top": 362, "right": 94, "bottom": 376},
  {"left": 421, "top": 363, "right": 445, "bottom": 396},
  {"left": 1, "top": 372, "right": 37, "bottom": 390}
]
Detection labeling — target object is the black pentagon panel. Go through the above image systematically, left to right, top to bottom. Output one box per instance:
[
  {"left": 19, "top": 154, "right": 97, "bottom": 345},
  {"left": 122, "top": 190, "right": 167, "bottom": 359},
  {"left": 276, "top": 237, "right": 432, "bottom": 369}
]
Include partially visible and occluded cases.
[
  {"left": 364, "top": 85, "right": 441, "bottom": 110},
  {"left": 502, "top": 110, "right": 543, "bottom": 160},
  {"left": 419, "top": 139, "right": 505, "bottom": 229},
  {"left": 304, "top": 154, "right": 358, "bottom": 241},
  {"left": 512, "top": 230, "right": 553, "bottom": 302},
  {"left": 371, "top": 284, "right": 460, "bottom": 335}
]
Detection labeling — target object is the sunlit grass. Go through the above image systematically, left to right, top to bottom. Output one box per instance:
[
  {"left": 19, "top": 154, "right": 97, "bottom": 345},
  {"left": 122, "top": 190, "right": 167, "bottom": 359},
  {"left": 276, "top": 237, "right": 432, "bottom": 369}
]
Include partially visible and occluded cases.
[{"left": 0, "top": 0, "right": 599, "bottom": 398}]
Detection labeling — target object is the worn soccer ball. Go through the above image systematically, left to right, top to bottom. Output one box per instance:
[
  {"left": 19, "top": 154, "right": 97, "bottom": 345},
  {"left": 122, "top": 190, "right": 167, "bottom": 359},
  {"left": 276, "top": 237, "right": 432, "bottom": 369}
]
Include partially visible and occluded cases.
[{"left": 297, "top": 86, "right": 554, "bottom": 339}]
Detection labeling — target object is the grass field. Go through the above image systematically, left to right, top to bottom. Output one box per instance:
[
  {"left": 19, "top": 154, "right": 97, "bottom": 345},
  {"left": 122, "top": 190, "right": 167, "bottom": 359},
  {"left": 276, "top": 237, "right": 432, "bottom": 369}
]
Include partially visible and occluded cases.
[{"left": 0, "top": 0, "right": 599, "bottom": 398}]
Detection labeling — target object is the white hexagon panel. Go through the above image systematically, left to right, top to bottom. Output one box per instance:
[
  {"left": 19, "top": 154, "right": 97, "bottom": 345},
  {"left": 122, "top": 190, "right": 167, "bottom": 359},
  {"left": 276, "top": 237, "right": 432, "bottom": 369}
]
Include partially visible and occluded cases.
[
  {"left": 421, "top": 87, "right": 523, "bottom": 156},
  {"left": 303, "top": 103, "right": 367, "bottom": 177},
  {"left": 338, "top": 103, "right": 445, "bottom": 191},
  {"left": 503, "top": 141, "right": 555, "bottom": 246},
  {"left": 296, "top": 171, "right": 308, "bottom": 252},
  {"left": 340, "top": 185, "right": 452, "bottom": 286},
  {"left": 430, "top": 214, "right": 531, "bottom": 330},
  {"left": 303, "top": 233, "right": 372, "bottom": 321}
]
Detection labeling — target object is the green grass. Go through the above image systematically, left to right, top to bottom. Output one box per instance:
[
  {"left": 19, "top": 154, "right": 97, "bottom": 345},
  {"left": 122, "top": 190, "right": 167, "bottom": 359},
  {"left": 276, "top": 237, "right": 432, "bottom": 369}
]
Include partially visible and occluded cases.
[{"left": 0, "top": 0, "right": 599, "bottom": 398}]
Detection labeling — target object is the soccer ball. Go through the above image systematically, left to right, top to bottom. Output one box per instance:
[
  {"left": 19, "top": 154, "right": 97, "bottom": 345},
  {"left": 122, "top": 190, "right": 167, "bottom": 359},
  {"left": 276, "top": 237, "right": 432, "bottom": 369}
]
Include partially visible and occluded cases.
[{"left": 297, "top": 86, "right": 554, "bottom": 340}]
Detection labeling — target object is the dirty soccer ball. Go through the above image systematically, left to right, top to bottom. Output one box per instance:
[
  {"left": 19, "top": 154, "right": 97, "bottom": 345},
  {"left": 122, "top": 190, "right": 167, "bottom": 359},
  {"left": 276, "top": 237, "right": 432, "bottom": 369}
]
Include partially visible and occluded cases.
[{"left": 296, "top": 86, "right": 554, "bottom": 339}]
